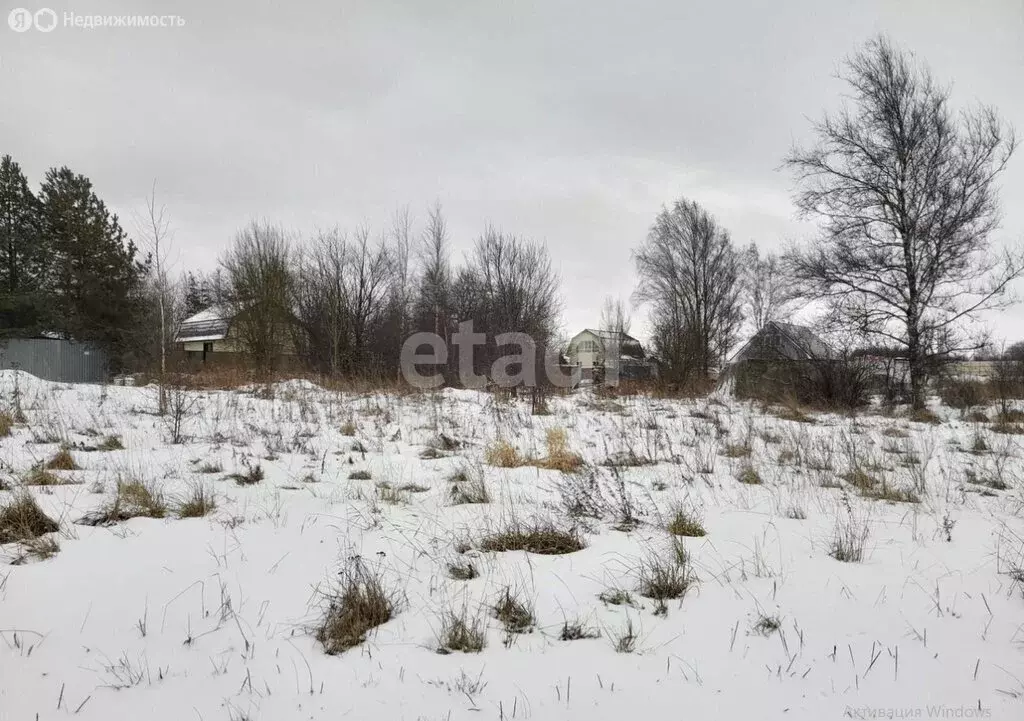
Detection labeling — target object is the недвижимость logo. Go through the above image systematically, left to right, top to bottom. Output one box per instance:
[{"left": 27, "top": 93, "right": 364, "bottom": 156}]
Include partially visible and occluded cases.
[{"left": 8, "top": 7, "right": 58, "bottom": 32}]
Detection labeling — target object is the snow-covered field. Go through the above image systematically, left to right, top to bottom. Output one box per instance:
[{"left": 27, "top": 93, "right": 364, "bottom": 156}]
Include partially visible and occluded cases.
[{"left": 1, "top": 370, "right": 1022, "bottom": 721}]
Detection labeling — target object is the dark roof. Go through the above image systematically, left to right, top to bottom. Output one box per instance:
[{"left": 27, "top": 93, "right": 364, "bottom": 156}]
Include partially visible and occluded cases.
[
  {"left": 175, "top": 306, "right": 231, "bottom": 342},
  {"left": 731, "top": 321, "right": 834, "bottom": 362}
]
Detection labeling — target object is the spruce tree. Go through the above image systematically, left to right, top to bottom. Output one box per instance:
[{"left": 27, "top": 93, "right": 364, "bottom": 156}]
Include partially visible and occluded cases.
[{"left": 0, "top": 155, "right": 47, "bottom": 333}]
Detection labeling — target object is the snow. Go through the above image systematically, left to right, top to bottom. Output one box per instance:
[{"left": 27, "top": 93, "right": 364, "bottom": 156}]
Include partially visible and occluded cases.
[{"left": 0, "top": 370, "right": 1022, "bottom": 721}]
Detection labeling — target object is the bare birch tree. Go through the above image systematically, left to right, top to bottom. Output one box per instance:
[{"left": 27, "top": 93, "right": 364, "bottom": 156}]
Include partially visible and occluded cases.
[
  {"left": 786, "top": 36, "right": 1022, "bottom": 408},
  {"left": 741, "top": 242, "right": 798, "bottom": 331}
]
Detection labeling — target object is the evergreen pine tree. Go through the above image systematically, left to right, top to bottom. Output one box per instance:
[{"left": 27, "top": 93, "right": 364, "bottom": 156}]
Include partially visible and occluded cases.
[
  {"left": 0, "top": 155, "right": 47, "bottom": 333},
  {"left": 39, "top": 166, "right": 148, "bottom": 367}
]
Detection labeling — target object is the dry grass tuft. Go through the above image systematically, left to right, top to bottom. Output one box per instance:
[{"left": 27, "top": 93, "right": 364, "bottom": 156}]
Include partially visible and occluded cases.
[
  {"left": 908, "top": 407, "right": 941, "bottom": 425},
  {"left": 0, "top": 410, "right": 14, "bottom": 438},
  {"left": 340, "top": 420, "right": 357, "bottom": 437},
  {"left": 534, "top": 428, "right": 585, "bottom": 472},
  {"left": 97, "top": 435, "right": 124, "bottom": 451},
  {"left": 484, "top": 439, "right": 526, "bottom": 468},
  {"left": 44, "top": 448, "right": 79, "bottom": 471},
  {"left": 196, "top": 461, "right": 222, "bottom": 474},
  {"left": 229, "top": 464, "right": 264, "bottom": 486},
  {"left": 737, "top": 466, "right": 763, "bottom": 485},
  {"left": 22, "top": 467, "right": 73, "bottom": 486},
  {"left": 348, "top": 469, "right": 372, "bottom": 481},
  {"left": 448, "top": 469, "right": 490, "bottom": 505},
  {"left": 99, "top": 479, "right": 167, "bottom": 522},
  {"left": 177, "top": 483, "right": 217, "bottom": 518},
  {"left": 0, "top": 491, "right": 59, "bottom": 543},
  {"left": 830, "top": 503, "right": 870, "bottom": 563},
  {"left": 666, "top": 506, "right": 707, "bottom": 537},
  {"left": 479, "top": 520, "right": 585, "bottom": 555},
  {"left": 636, "top": 539, "right": 697, "bottom": 601},
  {"left": 447, "top": 559, "right": 479, "bottom": 580},
  {"left": 316, "top": 560, "right": 399, "bottom": 655},
  {"left": 491, "top": 587, "right": 534, "bottom": 634},
  {"left": 437, "top": 609, "right": 486, "bottom": 654},
  {"left": 753, "top": 613, "right": 782, "bottom": 636},
  {"left": 559, "top": 619, "right": 600, "bottom": 641}
]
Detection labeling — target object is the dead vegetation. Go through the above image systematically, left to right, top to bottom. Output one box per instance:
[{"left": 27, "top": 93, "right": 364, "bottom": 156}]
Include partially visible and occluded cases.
[
  {"left": 533, "top": 428, "right": 585, "bottom": 472},
  {"left": 484, "top": 439, "right": 526, "bottom": 468},
  {"left": 44, "top": 447, "right": 79, "bottom": 471},
  {"left": 448, "top": 468, "right": 490, "bottom": 505},
  {"left": 87, "top": 478, "right": 168, "bottom": 524},
  {"left": 177, "top": 483, "right": 217, "bottom": 518},
  {"left": 0, "top": 491, "right": 59, "bottom": 544},
  {"left": 666, "top": 506, "right": 707, "bottom": 537},
  {"left": 479, "top": 519, "right": 585, "bottom": 555},
  {"left": 636, "top": 539, "right": 697, "bottom": 602},
  {"left": 316, "top": 559, "right": 399, "bottom": 655},
  {"left": 491, "top": 586, "right": 534, "bottom": 634},
  {"left": 437, "top": 609, "right": 487, "bottom": 654}
]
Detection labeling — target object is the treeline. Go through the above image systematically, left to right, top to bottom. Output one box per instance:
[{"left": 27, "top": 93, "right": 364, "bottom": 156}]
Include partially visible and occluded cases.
[
  {"left": 0, "top": 155, "right": 150, "bottom": 368},
  {"left": 181, "top": 208, "right": 561, "bottom": 381}
]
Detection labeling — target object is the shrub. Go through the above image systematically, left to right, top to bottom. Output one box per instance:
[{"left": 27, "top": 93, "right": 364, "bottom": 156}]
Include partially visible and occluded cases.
[
  {"left": 939, "top": 379, "right": 988, "bottom": 410},
  {"left": 485, "top": 440, "right": 525, "bottom": 468},
  {"left": 44, "top": 448, "right": 79, "bottom": 471},
  {"left": 177, "top": 483, "right": 217, "bottom": 518},
  {"left": 0, "top": 491, "right": 59, "bottom": 543},
  {"left": 479, "top": 520, "right": 584, "bottom": 555},
  {"left": 316, "top": 560, "right": 398, "bottom": 655},
  {"left": 437, "top": 610, "right": 486, "bottom": 654}
]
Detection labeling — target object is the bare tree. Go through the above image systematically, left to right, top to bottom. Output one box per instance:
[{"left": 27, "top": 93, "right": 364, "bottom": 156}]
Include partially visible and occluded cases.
[
  {"left": 786, "top": 36, "right": 1022, "bottom": 409},
  {"left": 135, "top": 182, "right": 176, "bottom": 412},
  {"left": 634, "top": 198, "right": 742, "bottom": 383},
  {"left": 221, "top": 221, "right": 295, "bottom": 373},
  {"left": 295, "top": 227, "right": 350, "bottom": 375},
  {"left": 344, "top": 227, "right": 393, "bottom": 373},
  {"left": 458, "top": 228, "right": 562, "bottom": 382},
  {"left": 741, "top": 242, "right": 798, "bottom": 330},
  {"left": 599, "top": 296, "right": 631, "bottom": 337}
]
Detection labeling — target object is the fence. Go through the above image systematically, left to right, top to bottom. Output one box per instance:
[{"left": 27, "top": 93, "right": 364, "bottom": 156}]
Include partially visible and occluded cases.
[{"left": 0, "top": 338, "right": 109, "bottom": 383}]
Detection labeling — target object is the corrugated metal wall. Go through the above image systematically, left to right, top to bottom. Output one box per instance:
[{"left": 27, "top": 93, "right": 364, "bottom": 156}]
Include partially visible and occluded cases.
[{"left": 0, "top": 339, "right": 109, "bottom": 383}]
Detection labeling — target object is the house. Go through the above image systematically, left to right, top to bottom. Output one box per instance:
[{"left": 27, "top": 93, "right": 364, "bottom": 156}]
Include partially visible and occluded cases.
[
  {"left": 174, "top": 306, "right": 239, "bottom": 363},
  {"left": 726, "top": 321, "right": 836, "bottom": 400},
  {"left": 730, "top": 321, "right": 834, "bottom": 363},
  {"left": 565, "top": 328, "right": 653, "bottom": 381}
]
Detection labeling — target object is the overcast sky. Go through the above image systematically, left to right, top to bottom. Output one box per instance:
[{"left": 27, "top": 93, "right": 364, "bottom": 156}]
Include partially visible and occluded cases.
[{"left": 3, "top": 0, "right": 1023, "bottom": 345}]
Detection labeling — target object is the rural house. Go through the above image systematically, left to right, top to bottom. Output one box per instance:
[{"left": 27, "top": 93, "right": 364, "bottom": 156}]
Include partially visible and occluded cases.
[
  {"left": 175, "top": 306, "right": 238, "bottom": 364},
  {"left": 727, "top": 321, "right": 835, "bottom": 399},
  {"left": 565, "top": 328, "right": 653, "bottom": 381}
]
